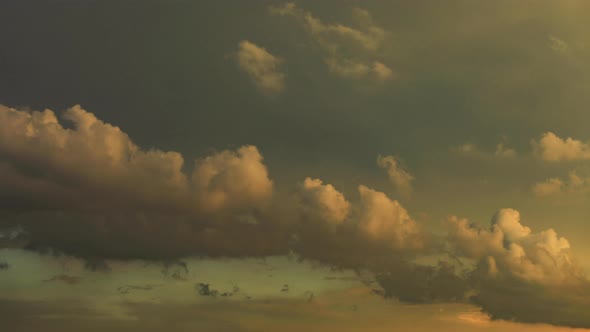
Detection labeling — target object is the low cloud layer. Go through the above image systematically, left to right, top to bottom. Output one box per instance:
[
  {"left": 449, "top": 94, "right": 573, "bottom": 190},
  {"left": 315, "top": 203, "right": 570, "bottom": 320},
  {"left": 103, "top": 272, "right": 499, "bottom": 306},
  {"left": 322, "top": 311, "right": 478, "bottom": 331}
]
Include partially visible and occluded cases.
[{"left": 2, "top": 103, "right": 590, "bottom": 327}]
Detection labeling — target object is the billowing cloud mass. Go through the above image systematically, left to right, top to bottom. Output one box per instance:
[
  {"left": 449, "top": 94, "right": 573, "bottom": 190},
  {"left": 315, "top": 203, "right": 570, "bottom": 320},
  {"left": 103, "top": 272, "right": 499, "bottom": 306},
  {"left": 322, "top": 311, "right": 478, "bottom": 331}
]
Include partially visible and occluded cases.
[
  {"left": 270, "top": 3, "right": 393, "bottom": 81},
  {"left": 236, "top": 40, "right": 285, "bottom": 95},
  {"left": 0, "top": 104, "right": 280, "bottom": 257},
  {"left": 3, "top": 105, "right": 590, "bottom": 328},
  {"left": 535, "top": 132, "right": 590, "bottom": 161},
  {"left": 193, "top": 145, "right": 273, "bottom": 213},
  {"left": 377, "top": 155, "right": 414, "bottom": 196},
  {"left": 533, "top": 171, "right": 590, "bottom": 197},
  {"left": 296, "top": 177, "right": 350, "bottom": 225},
  {"left": 447, "top": 208, "right": 581, "bottom": 284},
  {"left": 445, "top": 209, "right": 590, "bottom": 327}
]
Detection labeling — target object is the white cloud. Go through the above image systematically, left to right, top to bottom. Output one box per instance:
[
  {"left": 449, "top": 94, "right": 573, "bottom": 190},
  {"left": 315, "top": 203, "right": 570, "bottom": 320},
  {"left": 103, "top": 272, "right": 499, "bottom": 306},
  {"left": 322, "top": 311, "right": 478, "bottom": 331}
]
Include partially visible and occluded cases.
[
  {"left": 236, "top": 40, "right": 285, "bottom": 96},
  {"left": 535, "top": 132, "right": 590, "bottom": 161},
  {"left": 376, "top": 155, "right": 414, "bottom": 196}
]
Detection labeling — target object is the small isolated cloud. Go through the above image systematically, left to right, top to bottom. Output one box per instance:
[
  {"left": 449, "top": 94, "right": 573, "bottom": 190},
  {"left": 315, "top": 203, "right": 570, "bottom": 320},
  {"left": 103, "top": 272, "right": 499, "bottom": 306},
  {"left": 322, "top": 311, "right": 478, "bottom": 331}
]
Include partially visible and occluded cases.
[
  {"left": 270, "top": 3, "right": 393, "bottom": 82},
  {"left": 548, "top": 35, "right": 569, "bottom": 54},
  {"left": 236, "top": 40, "right": 285, "bottom": 96},
  {"left": 534, "top": 132, "right": 590, "bottom": 161},
  {"left": 452, "top": 143, "right": 516, "bottom": 159},
  {"left": 376, "top": 155, "right": 414, "bottom": 196},
  {"left": 533, "top": 170, "right": 590, "bottom": 197},
  {"left": 296, "top": 177, "right": 350, "bottom": 225}
]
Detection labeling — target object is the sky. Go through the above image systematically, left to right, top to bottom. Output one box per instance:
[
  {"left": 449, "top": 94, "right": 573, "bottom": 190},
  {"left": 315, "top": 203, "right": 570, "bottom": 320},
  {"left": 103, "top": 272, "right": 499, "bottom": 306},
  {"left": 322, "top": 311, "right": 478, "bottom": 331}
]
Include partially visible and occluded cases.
[{"left": 2, "top": 1, "right": 590, "bottom": 330}]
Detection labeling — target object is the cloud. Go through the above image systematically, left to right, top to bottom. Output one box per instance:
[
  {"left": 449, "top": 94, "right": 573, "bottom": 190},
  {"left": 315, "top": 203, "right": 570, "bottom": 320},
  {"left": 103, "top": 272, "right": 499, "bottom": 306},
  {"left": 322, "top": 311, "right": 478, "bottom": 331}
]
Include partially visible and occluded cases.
[
  {"left": 270, "top": 3, "right": 393, "bottom": 82},
  {"left": 548, "top": 35, "right": 569, "bottom": 54},
  {"left": 236, "top": 40, "right": 285, "bottom": 96},
  {"left": 0, "top": 104, "right": 283, "bottom": 258},
  {"left": 534, "top": 132, "right": 590, "bottom": 161},
  {"left": 452, "top": 143, "right": 516, "bottom": 159},
  {"left": 192, "top": 145, "right": 273, "bottom": 213},
  {"left": 376, "top": 155, "right": 414, "bottom": 196},
  {"left": 532, "top": 171, "right": 590, "bottom": 198},
  {"left": 296, "top": 177, "right": 350, "bottom": 225},
  {"left": 357, "top": 185, "right": 423, "bottom": 250},
  {"left": 441, "top": 208, "right": 590, "bottom": 327},
  {"left": 447, "top": 208, "right": 581, "bottom": 284},
  {"left": 0, "top": 225, "right": 30, "bottom": 249}
]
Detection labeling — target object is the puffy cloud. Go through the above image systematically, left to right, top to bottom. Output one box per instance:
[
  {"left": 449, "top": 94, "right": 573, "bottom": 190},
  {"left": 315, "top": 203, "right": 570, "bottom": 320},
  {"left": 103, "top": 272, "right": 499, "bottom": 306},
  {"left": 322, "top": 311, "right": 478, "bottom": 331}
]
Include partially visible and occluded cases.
[
  {"left": 270, "top": 3, "right": 393, "bottom": 82},
  {"left": 236, "top": 40, "right": 285, "bottom": 96},
  {"left": 0, "top": 104, "right": 280, "bottom": 258},
  {"left": 535, "top": 132, "right": 590, "bottom": 161},
  {"left": 192, "top": 145, "right": 273, "bottom": 213},
  {"left": 376, "top": 155, "right": 414, "bottom": 196},
  {"left": 533, "top": 171, "right": 590, "bottom": 197},
  {"left": 296, "top": 177, "right": 350, "bottom": 225},
  {"left": 358, "top": 185, "right": 423, "bottom": 250},
  {"left": 447, "top": 208, "right": 581, "bottom": 284},
  {"left": 444, "top": 209, "right": 590, "bottom": 327}
]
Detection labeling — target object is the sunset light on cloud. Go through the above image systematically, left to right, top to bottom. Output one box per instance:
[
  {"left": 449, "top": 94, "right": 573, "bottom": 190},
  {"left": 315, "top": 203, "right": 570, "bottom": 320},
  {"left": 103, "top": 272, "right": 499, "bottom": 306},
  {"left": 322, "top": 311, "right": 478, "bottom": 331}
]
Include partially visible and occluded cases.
[{"left": 2, "top": 1, "right": 590, "bottom": 331}]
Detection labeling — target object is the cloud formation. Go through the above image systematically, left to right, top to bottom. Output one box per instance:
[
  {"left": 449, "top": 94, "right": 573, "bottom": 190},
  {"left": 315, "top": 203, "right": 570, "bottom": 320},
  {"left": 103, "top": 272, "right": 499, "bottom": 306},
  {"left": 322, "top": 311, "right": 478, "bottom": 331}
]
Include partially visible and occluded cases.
[
  {"left": 270, "top": 3, "right": 393, "bottom": 82},
  {"left": 236, "top": 40, "right": 285, "bottom": 95},
  {"left": 2, "top": 103, "right": 590, "bottom": 328},
  {"left": 0, "top": 104, "right": 282, "bottom": 257},
  {"left": 535, "top": 132, "right": 590, "bottom": 161},
  {"left": 452, "top": 143, "right": 517, "bottom": 159},
  {"left": 377, "top": 155, "right": 414, "bottom": 196},
  {"left": 533, "top": 171, "right": 590, "bottom": 198},
  {"left": 296, "top": 177, "right": 350, "bottom": 225},
  {"left": 358, "top": 185, "right": 423, "bottom": 250},
  {"left": 447, "top": 208, "right": 581, "bottom": 284}
]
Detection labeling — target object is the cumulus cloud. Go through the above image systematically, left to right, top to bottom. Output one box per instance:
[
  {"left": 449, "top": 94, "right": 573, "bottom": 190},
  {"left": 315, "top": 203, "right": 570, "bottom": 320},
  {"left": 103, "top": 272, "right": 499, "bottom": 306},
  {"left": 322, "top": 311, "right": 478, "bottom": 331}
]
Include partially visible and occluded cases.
[
  {"left": 270, "top": 3, "right": 393, "bottom": 82},
  {"left": 236, "top": 40, "right": 285, "bottom": 95},
  {"left": 0, "top": 104, "right": 280, "bottom": 258},
  {"left": 534, "top": 132, "right": 590, "bottom": 161},
  {"left": 193, "top": 145, "right": 273, "bottom": 213},
  {"left": 377, "top": 155, "right": 414, "bottom": 196},
  {"left": 532, "top": 170, "right": 590, "bottom": 197},
  {"left": 296, "top": 177, "right": 350, "bottom": 225},
  {"left": 358, "top": 185, "right": 423, "bottom": 250},
  {"left": 441, "top": 208, "right": 590, "bottom": 327},
  {"left": 447, "top": 208, "right": 582, "bottom": 284}
]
